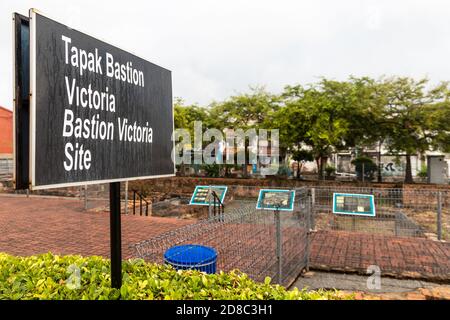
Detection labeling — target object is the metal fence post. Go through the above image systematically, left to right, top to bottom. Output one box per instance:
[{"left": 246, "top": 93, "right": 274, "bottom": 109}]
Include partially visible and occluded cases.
[
  {"left": 362, "top": 162, "right": 365, "bottom": 183},
  {"left": 124, "top": 181, "right": 128, "bottom": 215},
  {"left": 84, "top": 184, "right": 88, "bottom": 211},
  {"left": 208, "top": 186, "right": 212, "bottom": 220},
  {"left": 311, "top": 187, "right": 316, "bottom": 230},
  {"left": 133, "top": 190, "right": 136, "bottom": 215},
  {"left": 437, "top": 191, "right": 442, "bottom": 241},
  {"left": 305, "top": 194, "right": 311, "bottom": 272},
  {"left": 213, "top": 195, "right": 217, "bottom": 219},
  {"left": 275, "top": 209, "right": 282, "bottom": 284},
  {"left": 394, "top": 212, "right": 400, "bottom": 237}
]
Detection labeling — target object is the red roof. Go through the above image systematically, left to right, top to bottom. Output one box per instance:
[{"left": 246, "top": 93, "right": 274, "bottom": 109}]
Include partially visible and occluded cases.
[{"left": 0, "top": 106, "right": 12, "bottom": 113}]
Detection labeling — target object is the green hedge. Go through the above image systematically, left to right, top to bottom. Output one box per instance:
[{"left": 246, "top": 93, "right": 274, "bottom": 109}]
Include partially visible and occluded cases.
[{"left": 0, "top": 253, "right": 349, "bottom": 300}]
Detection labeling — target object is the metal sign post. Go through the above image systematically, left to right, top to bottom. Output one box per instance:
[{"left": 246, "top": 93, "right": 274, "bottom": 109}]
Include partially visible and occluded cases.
[
  {"left": 124, "top": 181, "right": 128, "bottom": 215},
  {"left": 109, "top": 182, "right": 122, "bottom": 289},
  {"left": 255, "top": 189, "right": 296, "bottom": 285},
  {"left": 274, "top": 207, "right": 282, "bottom": 284}
]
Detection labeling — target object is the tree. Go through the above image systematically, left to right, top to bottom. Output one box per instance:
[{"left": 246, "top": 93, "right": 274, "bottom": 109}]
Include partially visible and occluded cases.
[
  {"left": 173, "top": 75, "right": 450, "bottom": 184},
  {"left": 345, "top": 77, "right": 393, "bottom": 182},
  {"left": 377, "top": 77, "right": 449, "bottom": 183},
  {"left": 281, "top": 79, "right": 367, "bottom": 179},
  {"left": 209, "top": 86, "right": 279, "bottom": 177},
  {"left": 270, "top": 88, "right": 309, "bottom": 176},
  {"left": 424, "top": 94, "right": 450, "bottom": 153},
  {"left": 173, "top": 98, "right": 209, "bottom": 174},
  {"left": 174, "top": 98, "right": 209, "bottom": 133},
  {"left": 292, "top": 149, "right": 314, "bottom": 179},
  {"left": 351, "top": 156, "right": 377, "bottom": 182}
]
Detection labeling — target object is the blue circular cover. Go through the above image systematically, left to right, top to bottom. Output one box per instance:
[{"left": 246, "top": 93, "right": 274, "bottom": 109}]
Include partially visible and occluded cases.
[{"left": 164, "top": 244, "right": 217, "bottom": 266}]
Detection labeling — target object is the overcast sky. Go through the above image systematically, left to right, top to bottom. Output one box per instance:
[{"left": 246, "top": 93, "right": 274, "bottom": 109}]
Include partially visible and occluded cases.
[{"left": 2, "top": 0, "right": 450, "bottom": 109}]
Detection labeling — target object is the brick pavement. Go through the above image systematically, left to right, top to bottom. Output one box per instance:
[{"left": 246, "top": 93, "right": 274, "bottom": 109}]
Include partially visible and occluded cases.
[
  {"left": 0, "top": 194, "right": 449, "bottom": 281},
  {"left": 0, "top": 195, "right": 191, "bottom": 259},
  {"left": 310, "top": 230, "right": 450, "bottom": 281}
]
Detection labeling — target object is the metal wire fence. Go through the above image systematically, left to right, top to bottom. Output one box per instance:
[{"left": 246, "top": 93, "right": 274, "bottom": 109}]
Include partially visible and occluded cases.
[
  {"left": 0, "top": 158, "right": 13, "bottom": 180},
  {"left": 130, "top": 184, "right": 449, "bottom": 283},
  {"left": 130, "top": 186, "right": 310, "bottom": 287},
  {"left": 311, "top": 186, "right": 450, "bottom": 241}
]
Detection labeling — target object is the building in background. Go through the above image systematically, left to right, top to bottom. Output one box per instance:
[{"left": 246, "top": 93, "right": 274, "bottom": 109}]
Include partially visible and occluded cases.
[
  {"left": 0, "top": 106, "right": 13, "bottom": 178},
  {"left": 291, "top": 142, "right": 449, "bottom": 183}
]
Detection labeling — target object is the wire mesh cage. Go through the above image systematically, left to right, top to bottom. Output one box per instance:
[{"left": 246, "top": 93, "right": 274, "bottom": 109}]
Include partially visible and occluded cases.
[
  {"left": 130, "top": 184, "right": 449, "bottom": 283},
  {"left": 130, "top": 186, "right": 310, "bottom": 287},
  {"left": 311, "top": 186, "right": 450, "bottom": 240}
]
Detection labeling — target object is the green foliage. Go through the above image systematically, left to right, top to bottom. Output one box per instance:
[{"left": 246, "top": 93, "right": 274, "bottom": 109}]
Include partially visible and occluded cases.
[
  {"left": 173, "top": 76, "right": 450, "bottom": 182},
  {"left": 279, "top": 77, "right": 377, "bottom": 179},
  {"left": 374, "top": 77, "right": 450, "bottom": 182},
  {"left": 210, "top": 86, "right": 279, "bottom": 131},
  {"left": 208, "top": 87, "right": 280, "bottom": 176},
  {"left": 174, "top": 98, "right": 209, "bottom": 135},
  {"left": 292, "top": 150, "right": 314, "bottom": 163},
  {"left": 292, "top": 150, "right": 315, "bottom": 178},
  {"left": 351, "top": 156, "right": 377, "bottom": 181},
  {"left": 202, "top": 163, "right": 220, "bottom": 177},
  {"left": 276, "top": 165, "right": 292, "bottom": 177},
  {"left": 324, "top": 165, "right": 336, "bottom": 177},
  {"left": 417, "top": 166, "right": 428, "bottom": 178},
  {"left": 0, "top": 253, "right": 349, "bottom": 300}
]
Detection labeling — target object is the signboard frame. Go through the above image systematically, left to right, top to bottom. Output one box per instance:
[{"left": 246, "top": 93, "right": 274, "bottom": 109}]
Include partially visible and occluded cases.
[
  {"left": 27, "top": 9, "right": 176, "bottom": 190},
  {"left": 12, "top": 13, "right": 30, "bottom": 190},
  {"left": 189, "top": 185, "right": 228, "bottom": 206},
  {"left": 256, "top": 189, "right": 295, "bottom": 211},
  {"left": 332, "top": 192, "right": 376, "bottom": 217}
]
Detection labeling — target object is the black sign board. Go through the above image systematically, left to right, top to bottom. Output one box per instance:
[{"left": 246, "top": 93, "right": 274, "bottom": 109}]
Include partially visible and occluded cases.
[{"left": 24, "top": 10, "right": 174, "bottom": 190}]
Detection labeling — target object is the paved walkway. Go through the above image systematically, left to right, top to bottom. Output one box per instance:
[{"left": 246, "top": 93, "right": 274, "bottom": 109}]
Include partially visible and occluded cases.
[
  {"left": 0, "top": 194, "right": 449, "bottom": 282},
  {"left": 0, "top": 195, "right": 191, "bottom": 259},
  {"left": 310, "top": 230, "right": 450, "bottom": 281},
  {"left": 293, "top": 270, "right": 449, "bottom": 293},
  {"left": 293, "top": 271, "right": 450, "bottom": 299}
]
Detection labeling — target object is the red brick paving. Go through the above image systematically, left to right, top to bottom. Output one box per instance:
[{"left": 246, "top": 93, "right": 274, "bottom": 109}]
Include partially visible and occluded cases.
[
  {"left": 0, "top": 194, "right": 449, "bottom": 281},
  {"left": 0, "top": 195, "right": 191, "bottom": 259},
  {"left": 310, "top": 230, "right": 450, "bottom": 280}
]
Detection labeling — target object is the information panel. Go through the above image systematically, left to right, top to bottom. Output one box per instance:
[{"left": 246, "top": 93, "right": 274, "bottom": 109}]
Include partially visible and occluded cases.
[
  {"left": 28, "top": 10, "right": 174, "bottom": 189},
  {"left": 189, "top": 186, "right": 228, "bottom": 206},
  {"left": 256, "top": 189, "right": 295, "bottom": 211},
  {"left": 332, "top": 193, "right": 376, "bottom": 216}
]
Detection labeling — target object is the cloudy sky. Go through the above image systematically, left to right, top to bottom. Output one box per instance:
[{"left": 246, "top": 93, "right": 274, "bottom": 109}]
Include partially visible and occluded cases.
[{"left": 1, "top": 0, "right": 450, "bottom": 109}]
